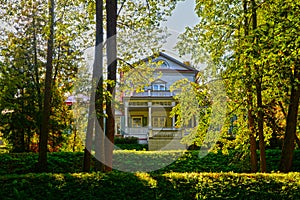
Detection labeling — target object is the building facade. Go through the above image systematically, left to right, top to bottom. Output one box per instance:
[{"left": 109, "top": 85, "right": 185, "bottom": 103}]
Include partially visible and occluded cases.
[{"left": 118, "top": 52, "right": 198, "bottom": 150}]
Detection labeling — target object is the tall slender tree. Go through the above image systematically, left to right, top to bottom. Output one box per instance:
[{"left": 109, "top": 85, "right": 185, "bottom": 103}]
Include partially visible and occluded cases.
[
  {"left": 37, "top": 0, "right": 55, "bottom": 172},
  {"left": 83, "top": 0, "right": 105, "bottom": 172},
  {"left": 94, "top": 0, "right": 105, "bottom": 172},
  {"left": 105, "top": 0, "right": 117, "bottom": 172},
  {"left": 243, "top": 0, "right": 258, "bottom": 172},
  {"left": 250, "top": 0, "right": 266, "bottom": 173}
]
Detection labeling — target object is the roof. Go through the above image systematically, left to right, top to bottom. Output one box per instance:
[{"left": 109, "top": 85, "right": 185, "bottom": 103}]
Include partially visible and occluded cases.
[
  {"left": 138, "top": 52, "right": 198, "bottom": 73},
  {"left": 158, "top": 52, "right": 197, "bottom": 71}
]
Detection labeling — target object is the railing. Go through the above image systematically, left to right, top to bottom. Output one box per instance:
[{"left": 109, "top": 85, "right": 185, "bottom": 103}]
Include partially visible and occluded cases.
[
  {"left": 125, "top": 90, "right": 177, "bottom": 97},
  {"left": 125, "top": 127, "right": 182, "bottom": 137},
  {"left": 126, "top": 127, "right": 148, "bottom": 135},
  {"left": 151, "top": 129, "right": 183, "bottom": 138}
]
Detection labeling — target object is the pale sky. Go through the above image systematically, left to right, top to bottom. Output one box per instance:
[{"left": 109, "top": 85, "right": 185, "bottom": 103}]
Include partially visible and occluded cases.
[{"left": 162, "top": 0, "right": 199, "bottom": 59}]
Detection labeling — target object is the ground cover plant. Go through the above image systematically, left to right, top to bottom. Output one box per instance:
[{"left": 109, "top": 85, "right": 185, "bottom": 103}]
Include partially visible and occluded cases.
[{"left": 0, "top": 150, "right": 299, "bottom": 175}]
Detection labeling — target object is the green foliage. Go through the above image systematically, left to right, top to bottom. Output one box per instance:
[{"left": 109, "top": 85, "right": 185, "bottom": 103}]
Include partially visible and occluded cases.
[
  {"left": 0, "top": 0, "right": 91, "bottom": 152},
  {"left": 175, "top": 0, "right": 300, "bottom": 164},
  {"left": 114, "top": 136, "right": 139, "bottom": 144},
  {"left": 114, "top": 137, "right": 148, "bottom": 150},
  {"left": 115, "top": 144, "right": 148, "bottom": 151},
  {"left": 0, "top": 150, "right": 299, "bottom": 175},
  {"left": 0, "top": 152, "right": 83, "bottom": 175},
  {"left": 0, "top": 171, "right": 299, "bottom": 199}
]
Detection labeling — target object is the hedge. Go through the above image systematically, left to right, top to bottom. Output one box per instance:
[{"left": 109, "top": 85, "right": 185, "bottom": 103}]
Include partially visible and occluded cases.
[
  {"left": 114, "top": 137, "right": 139, "bottom": 144},
  {"left": 115, "top": 144, "right": 148, "bottom": 151},
  {"left": 0, "top": 150, "right": 299, "bottom": 175},
  {"left": 0, "top": 172, "right": 299, "bottom": 199}
]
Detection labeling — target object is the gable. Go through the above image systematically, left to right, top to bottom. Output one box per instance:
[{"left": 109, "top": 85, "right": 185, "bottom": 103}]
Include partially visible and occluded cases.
[
  {"left": 140, "top": 52, "right": 197, "bottom": 72},
  {"left": 152, "top": 79, "right": 167, "bottom": 84}
]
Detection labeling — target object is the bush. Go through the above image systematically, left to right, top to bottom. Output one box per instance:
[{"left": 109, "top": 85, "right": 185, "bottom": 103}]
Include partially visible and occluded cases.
[
  {"left": 114, "top": 136, "right": 139, "bottom": 144},
  {"left": 115, "top": 144, "right": 148, "bottom": 151},
  {"left": 0, "top": 172, "right": 299, "bottom": 199}
]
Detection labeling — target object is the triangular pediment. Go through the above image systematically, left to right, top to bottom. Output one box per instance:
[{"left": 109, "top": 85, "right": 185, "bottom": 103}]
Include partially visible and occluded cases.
[
  {"left": 139, "top": 52, "right": 197, "bottom": 72},
  {"left": 152, "top": 79, "right": 167, "bottom": 84}
]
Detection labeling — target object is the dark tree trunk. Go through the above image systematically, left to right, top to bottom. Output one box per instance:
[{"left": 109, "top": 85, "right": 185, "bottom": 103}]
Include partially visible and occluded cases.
[
  {"left": 37, "top": 0, "right": 55, "bottom": 172},
  {"left": 83, "top": 0, "right": 105, "bottom": 172},
  {"left": 94, "top": 0, "right": 105, "bottom": 172},
  {"left": 105, "top": 0, "right": 117, "bottom": 172},
  {"left": 243, "top": 0, "right": 258, "bottom": 172},
  {"left": 251, "top": 0, "right": 266, "bottom": 172},
  {"left": 33, "top": 17, "right": 43, "bottom": 136},
  {"left": 279, "top": 67, "right": 300, "bottom": 172},
  {"left": 256, "top": 77, "right": 266, "bottom": 172},
  {"left": 248, "top": 106, "right": 258, "bottom": 172},
  {"left": 83, "top": 117, "right": 93, "bottom": 172}
]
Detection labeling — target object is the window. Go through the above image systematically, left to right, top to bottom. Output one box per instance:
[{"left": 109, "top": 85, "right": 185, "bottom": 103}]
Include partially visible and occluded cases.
[
  {"left": 156, "top": 59, "right": 169, "bottom": 68},
  {"left": 152, "top": 84, "right": 166, "bottom": 91},
  {"left": 131, "top": 116, "right": 143, "bottom": 127},
  {"left": 152, "top": 116, "right": 166, "bottom": 128}
]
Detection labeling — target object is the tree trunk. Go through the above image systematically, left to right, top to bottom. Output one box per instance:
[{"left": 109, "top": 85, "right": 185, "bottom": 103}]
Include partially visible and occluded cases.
[
  {"left": 37, "top": 0, "right": 55, "bottom": 172},
  {"left": 83, "top": 0, "right": 105, "bottom": 172},
  {"left": 94, "top": 0, "right": 105, "bottom": 172},
  {"left": 105, "top": 0, "right": 117, "bottom": 172},
  {"left": 243, "top": 0, "right": 258, "bottom": 172},
  {"left": 251, "top": 0, "right": 266, "bottom": 172},
  {"left": 33, "top": 16, "right": 43, "bottom": 137},
  {"left": 279, "top": 67, "right": 300, "bottom": 172},
  {"left": 255, "top": 77, "right": 266, "bottom": 172},
  {"left": 248, "top": 105, "right": 258, "bottom": 172},
  {"left": 83, "top": 117, "right": 93, "bottom": 172},
  {"left": 72, "top": 127, "right": 76, "bottom": 152}
]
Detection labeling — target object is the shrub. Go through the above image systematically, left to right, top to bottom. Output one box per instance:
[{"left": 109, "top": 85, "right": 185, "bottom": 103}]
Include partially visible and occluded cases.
[
  {"left": 114, "top": 136, "right": 139, "bottom": 144},
  {"left": 115, "top": 144, "right": 148, "bottom": 151},
  {"left": 0, "top": 172, "right": 299, "bottom": 199}
]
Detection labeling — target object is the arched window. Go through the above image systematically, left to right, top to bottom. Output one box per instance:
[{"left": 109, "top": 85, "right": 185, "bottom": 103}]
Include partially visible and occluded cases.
[{"left": 156, "top": 59, "right": 169, "bottom": 68}]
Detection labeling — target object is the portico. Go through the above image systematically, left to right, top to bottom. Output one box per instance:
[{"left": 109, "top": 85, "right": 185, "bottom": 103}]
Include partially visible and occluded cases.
[{"left": 123, "top": 96, "right": 180, "bottom": 144}]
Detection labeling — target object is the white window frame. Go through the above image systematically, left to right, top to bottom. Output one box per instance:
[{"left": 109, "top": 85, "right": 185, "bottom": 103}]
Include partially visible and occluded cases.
[{"left": 152, "top": 83, "right": 166, "bottom": 91}]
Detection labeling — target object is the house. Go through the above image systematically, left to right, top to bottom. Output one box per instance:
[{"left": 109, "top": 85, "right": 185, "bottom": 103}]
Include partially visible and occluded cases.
[{"left": 117, "top": 52, "right": 198, "bottom": 150}]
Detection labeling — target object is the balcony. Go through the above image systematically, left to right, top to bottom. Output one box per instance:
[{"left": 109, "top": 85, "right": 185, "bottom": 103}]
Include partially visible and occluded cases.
[{"left": 125, "top": 90, "right": 177, "bottom": 97}]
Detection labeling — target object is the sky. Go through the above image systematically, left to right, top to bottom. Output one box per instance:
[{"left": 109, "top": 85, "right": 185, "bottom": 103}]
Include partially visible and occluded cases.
[{"left": 162, "top": 0, "right": 199, "bottom": 60}]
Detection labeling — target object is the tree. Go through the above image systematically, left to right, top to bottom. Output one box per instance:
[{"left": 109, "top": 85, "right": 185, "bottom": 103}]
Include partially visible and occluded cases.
[
  {"left": 0, "top": 0, "right": 92, "bottom": 157},
  {"left": 0, "top": 0, "right": 47, "bottom": 152},
  {"left": 37, "top": 0, "right": 55, "bottom": 171},
  {"left": 83, "top": 0, "right": 105, "bottom": 172},
  {"left": 94, "top": 0, "right": 105, "bottom": 169},
  {"left": 104, "top": 0, "right": 117, "bottom": 172},
  {"left": 175, "top": 0, "right": 263, "bottom": 172},
  {"left": 176, "top": 0, "right": 300, "bottom": 173},
  {"left": 242, "top": 0, "right": 257, "bottom": 172},
  {"left": 250, "top": 0, "right": 266, "bottom": 173}
]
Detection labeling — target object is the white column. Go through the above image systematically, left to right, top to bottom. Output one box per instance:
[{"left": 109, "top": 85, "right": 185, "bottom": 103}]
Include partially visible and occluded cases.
[
  {"left": 124, "top": 102, "right": 129, "bottom": 133},
  {"left": 148, "top": 102, "right": 152, "bottom": 128},
  {"left": 148, "top": 102, "right": 152, "bottom": 137},
  {"left": 172, "top": 102, "right": 176, "bottom": 128},
  {"left": 172, "top": 116, "right": 176, "bottom": 128},
  {"left": 192, "top": 116, "right": 195, "bottom": 127}
]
